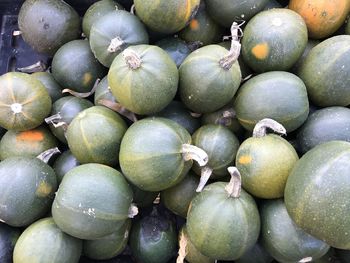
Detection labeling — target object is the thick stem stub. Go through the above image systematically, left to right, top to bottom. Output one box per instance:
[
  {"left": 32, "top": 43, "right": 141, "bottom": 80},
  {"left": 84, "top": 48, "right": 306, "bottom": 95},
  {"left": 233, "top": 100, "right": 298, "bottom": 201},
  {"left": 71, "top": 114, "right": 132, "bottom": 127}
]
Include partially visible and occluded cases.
[
  {"left": 107, "top": 36, "right": 124, "bottom": 53},
  {"left": 123, "top": 49, "right": 142, "bottom": 70},
  {"left": 98, "top": 99, "right": 138, "bottom": 122},
  {"left": 45, "top": 112, "right": 68, "bottom": 131},
  {"left": 253, "top": 118, "right": 286, "bottom": 138},
  {"left": 181, "top": 144, "right": 208, "bottom": 167},
  {"left": 37, "top": 147, "right": 61, "bottom": 163},
  {"left": 196, "top": 166, "right": 213, "bottom": 192},
  {"left": 225, "top": 167, "right": 242, "bottom": 198},
  {"left": 128, "top": 203, "right": 139, "bottom": 218}
]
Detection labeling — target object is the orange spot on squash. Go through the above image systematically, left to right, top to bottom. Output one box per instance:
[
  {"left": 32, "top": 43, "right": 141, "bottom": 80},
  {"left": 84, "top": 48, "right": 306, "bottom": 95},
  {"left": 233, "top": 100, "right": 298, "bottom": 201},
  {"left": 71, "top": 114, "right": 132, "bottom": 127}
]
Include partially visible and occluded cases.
[
  {"left": 189, "top": 19, "right": 200, "bottom": 30},
  {"left": 251, "top": 43, "right": 269, "bottom": 60},
  {"left": 83, "top": 73, "right": 92, "bottom": 86},
  {"left": 17, "top": 131, "right": 44, "bottom": 141},
  {"left": 238, "top": 155, "right": 252, "bottom": 165},
  {"left": 35, "top": 181, "right": 53, "bottom": 197}
]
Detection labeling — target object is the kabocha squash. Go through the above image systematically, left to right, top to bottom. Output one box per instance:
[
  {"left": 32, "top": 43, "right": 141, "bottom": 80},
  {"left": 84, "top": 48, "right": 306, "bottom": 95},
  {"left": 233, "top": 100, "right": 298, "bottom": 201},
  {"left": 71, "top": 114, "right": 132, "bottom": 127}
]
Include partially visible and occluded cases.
[
  {"left": 18, "top": 0, "right": 80, "bottom": 56},
  {"left": 134, "top": 0, "right": 200, "bottom": 34},
  {"left": 204, "top": 0, "right": 269, "bottom": 28},
  {"left": 289, "top": 0, "right": 350, "bottom": 39},
  {"left": 241, "top": 8, "right": 308, "bottom": 73},
  {"left": 89, "top": 10, "right": 149, "bottom": 67},
  {"left": 298, "top": 35, "right": 350, "bottom": 107},
  {"left": 156, "top": 37, "right": 191, "bottom": 68},
  {"left": 291, "top": 39, "right": 320, "bottom": 74},
  {"left": 51, "top": 40, "right": 106, "bottom": 93},
  {"left": 108, "top": 45, "right": 179, "bottom": 115},
  {"left": 234, "top": 71, "right": 309, "bottom": 132},
  {"left": 0, "top": 72, "right": 52, "bottom": 131},
  {"left": 32, "top": 72, "right": 63, "bottom": 103},
  {"left": 94, "top": 76, "right": 115, "bottom": 106},
  {"left": 66, "top": 106, "right": 127, "bottom": 167},
  {"left": 297, "top": 107, "right": 350, "bottom": 154},
  {"left": 119, "top": 117, "right": 208, "bottom": 191},
  {"left": 236, "top": 119, "right": 298, "bottom": 199},
  {"left": 192, "top": 124, "right": 240, "bottom": 192},
  {"left": 0, "top": 125, "right": 58, "bottom": 160},
  {"left": 285, "top": 141, "right": 350, "bottom": 249},
  {"left": 52, "top": 150, "right": 80, "bottom": 184},
  {"left": 0, "top": 156, "right": 57, "bottom": 227},
  {"left": 52, "top": 163, "right": 136, "bottom": 240},
  {"left": 186, "top": 167, "right": 260, "bottom": 260},
  {"left": 129, "top": 184, "right": 158, "bottom": 208},
  {"left": 261, "top": 199, "right": 330, "bottom": 263},
  {"left": 13, "top": 218, "right": 82, "bottom": 263},
  {"left": 0, "top": 223, "right": 21, "bottom": 263},
  {"left": 235, "top": 241, "right": 273, "bottom": 263}
]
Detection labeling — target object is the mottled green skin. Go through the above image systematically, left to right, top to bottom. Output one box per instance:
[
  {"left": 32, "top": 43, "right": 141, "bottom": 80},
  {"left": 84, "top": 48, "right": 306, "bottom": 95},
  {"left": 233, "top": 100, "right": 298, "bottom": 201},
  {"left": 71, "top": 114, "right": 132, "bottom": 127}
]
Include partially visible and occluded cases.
[
  {"left": 18, "top": 0, "right": 80, "bottom": 56},
  {"left": 82, "top": 0, "right": 124, "bottom": 38},
  {"left": 134, "top": 0, "right": 200, "bottom": 34},
  {"left": 205, "top": 0, "right": 269, "bottom": 27},
  {"left": 242, "top": 8, "right": 307, "bottom": 73},
  {"left": 90, "top": 11, "right": 149, "bottom": 67},
  {"left": 298, "top": 35, "right": 350, "bottom": 107},
  {"left": 156, "top": 37, "right": 191, "bottom": 68},
  {"left": 52, "top": 40, "right": 106, "bottom": 93},
  {"left": 291, "top": 40, "right": 320, "bottom": 74},
  {"left": 108, "top": 45, "right": 178, "bottom": 115},
  {"left": 179, "top": 45, "right": 242, "bottom": 113},
  {"left": 234, "top": 71, "right": 309, "bottom": 132},
  {"left": 0, "top": 72, "right": 52, "bottom": 131},
  {"left": 32, "top": 72, "right": 63, "bottom": 102},
  {"left": 94, "top": 76, "right": 117, "bottom": 106},
  {"left": 49, "top": 96, "right": 93, "bottom": 144},
  {"left": 153, "top": 101, "right": 201, "bottom": 134},
  {"left": 66, "top": 106, "right": 127, "bottom": 166},
  {"left": 297, "top": 107, "right": 350, "bottom": 154},
  {"left": 119, "top": 117, "right": 192, "bottom": 191},
  {"left": 192, "top": 124, "right": 240, "bottom": 179},
  {"left": 0, "top": 126, "right": 57, "bottom": 160},
  {"left": 236, "top": 134, "right": 298, "bottom": 199},
  {"left": 285, "top": 141, "right": 350, "bottom": 249},
  {"left": 52, "top": 150, "right": 80, "bottom": 184},
  {"left": 0, "top": 157, "right": 57, "bottom": 227},
  {"left": 52, "top": 164, "right": 133, "bottom": 240},
  {"left": 161, "top": 172, "right": 199, "bottom": 218},
  {"left": 186, "top": 182, "right": 260, "bottom": 260},
  {"left": 130, "top": 184, "right": 158, "bottom": 208},
  {"left": 261, "top": 199, "right": 330, "bottom": 263},
  {"left": 13, "top": 218, "right": 82, "bottom": 263},
  {"left": 83, "top": 220, "right": 131, "bottom": 260},
  {"left": 0, "top": 223, "right": 21, "bottom": 263},
  {"left": 235, "top": 241, "right": 273, "bottom": 263}
]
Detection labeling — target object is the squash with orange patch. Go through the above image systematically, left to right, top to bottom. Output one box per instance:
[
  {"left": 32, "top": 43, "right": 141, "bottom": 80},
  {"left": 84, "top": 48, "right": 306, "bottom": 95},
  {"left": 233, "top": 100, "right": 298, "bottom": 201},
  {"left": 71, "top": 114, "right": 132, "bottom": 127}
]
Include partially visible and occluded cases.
[{"left": 289, "top": 0, "right": 350, "bottom": 39}]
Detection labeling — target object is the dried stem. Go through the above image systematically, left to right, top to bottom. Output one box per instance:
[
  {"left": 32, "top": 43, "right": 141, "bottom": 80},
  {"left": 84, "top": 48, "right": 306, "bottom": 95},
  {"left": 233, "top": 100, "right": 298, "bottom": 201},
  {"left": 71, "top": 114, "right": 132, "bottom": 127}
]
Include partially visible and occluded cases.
[
  {"left": 107, "top": 36, "right": 124, "bottom": 53},
  {"left": 123, "top": 49, "right": 142, "bottom": 70},
  {"left": 17, "top": 61, "right": 47, "bottom": 73},
  {"left": 62, "top": 78, "right": 100, "bottom": 98},
  {"left": 98, "top": 99, "right": 138, "bottom": 122},
  {"left": 253, "top": 118, "right": 286, "bottom": 138},
  {"left": 181, "top": 144, "right": 208, "bottom": 167},
  {"left": 37, "top": 147, "right": 61, "bottom": 163},
  {"left": 196, "top": 166, "right": 213, "bottom": 192},
  {"left": 225, "top": 167, "right": 241, "bottom": 198},
  {"left": 128, "top": 203, "right": 139, "bottom": 218},
  {"left": 176, "top": 230, "right": 188, "bottom": 263}
]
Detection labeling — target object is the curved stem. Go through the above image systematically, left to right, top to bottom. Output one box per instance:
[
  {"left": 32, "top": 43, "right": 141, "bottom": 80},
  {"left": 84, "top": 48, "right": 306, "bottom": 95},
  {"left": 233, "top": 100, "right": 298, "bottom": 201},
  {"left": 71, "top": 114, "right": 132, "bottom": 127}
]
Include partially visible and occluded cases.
[
  {"left": 130, "top": 4, "right": 135, "bottom": 14},
  {"left": 107, "top": 36, "right": 124, "bottom": 53},
  {"left": 123, "top": 49, "right": 142, "bottom": 70},
  {"left": 17, "top": 60, "right": 47, "bottom": 73},
  {"left": 62, "top": 78, "right": 100, "bottom": 98},
  {"left": 98, "top": 99, "right": 138, "bottom": 122},
  {"left": 45, "top": 112, "right": 68, "bottom": 130},
  {"left": 253, "top": 118, "right": 286, "bottom": 138},
  {"left": 181, "top": 144, "right": 208, "bottom": 167},
  {"left": 37, "top": 147, "right": 61, "bottom": 163},
  {"left": 196, "top": 166, "right": 213, "bottom": 192},
  {"left": 225, "top": 167, "right": 242, "bottom": 198},
  {"left": 128, "top": 203, "right": 139, "bottom": 218},
  {"left": 176, "top": 230, "right": 188, "bottom": 263},
  {"left": 299, "top": 257, "right": 313, "bottom": 263}
]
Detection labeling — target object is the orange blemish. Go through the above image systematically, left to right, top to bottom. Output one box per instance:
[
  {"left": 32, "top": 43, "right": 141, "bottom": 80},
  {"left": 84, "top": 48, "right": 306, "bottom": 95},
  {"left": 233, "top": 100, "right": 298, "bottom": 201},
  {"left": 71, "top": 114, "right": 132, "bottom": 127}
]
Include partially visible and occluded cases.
[
  {"left": 189, "top": 19, "right": 200, "bottom": 30},
  {"left": 251, "top": 43, "right": 269, "bottom": 60},
  {"left": 83, "top": 73, "right": 92, "bottom": 86},
  {"left": 17, "top": 131, "right": 44, "bottom": 141},
  {"left": 238, "top": 155, "right": 252, "bottom": 165}
]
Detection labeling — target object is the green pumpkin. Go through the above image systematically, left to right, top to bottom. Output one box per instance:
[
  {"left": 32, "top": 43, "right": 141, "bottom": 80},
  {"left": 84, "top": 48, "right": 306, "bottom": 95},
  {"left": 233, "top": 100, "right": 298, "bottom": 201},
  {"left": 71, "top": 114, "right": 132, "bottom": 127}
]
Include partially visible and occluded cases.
[
  {"left": 18, "top": 0, "right": 80, "bottom": 56},
  {"left": 134, "top": 0, "right": 200, "bottom": 34},
  {"left": 242, "top": 8, "right": 308, "bottom": 73},
  {"left": 89, "top": 10, "right": 149, "bottom": 67},
  {"left": 298, "top": 35, "right": 350, "bottom": 107},
  {"left": 155, "top": 37, "right": 191, "bottom": 68},
  {"left": 291, "top": 39, "right": 320, "bottom": 74},
  {"left": 51, "top": 40, "right": 106, "bottom": 93},
  {"left": 108, "top": 45, "right": 179, "bottom": 115},
  {"left": 179, "top": 45, "right": 241, "bottom": 113},
  {"left": 234, "top": 71, "right": 309, "bottom": 132},
  {"left": 0, "top": 72, "right": 52, "bottom": 131},
  {"left": 32, "top": 72, "right": 63, "bottom": 102},
  {"left": 94, "top": 76, "right": 116, "bottom": 106},
  {"left": 66, "top": 106, "right": 127, "bottom": 167},
  {"left": 119, "top": 117, "right": 208, "bottom": 191},
  {"left": 285, "top": 141, "right": 350, "bottom": 249},
  {"left": 52, "top": 150, "right": 80, "bottom": 184},
  {"left": 0, "top": 157, "right": 57, "bottom": 227},
  {"left": 52, "top": 163, "right": 134, "bottom": 240},
  {"left": 186, "top": 167, "right": 260, "bottom": 260},
  {"left": 129, "top": 184, "right": 158, "bottom": 208},
  {"left": 13, "top": 218, "right": 82, "bottom": 263},
  {"left": 0, "top": 223, "right": 21, "bottom": 263},
  {"left": 235, "top": 241, "right": 273, "bottom": 263}
]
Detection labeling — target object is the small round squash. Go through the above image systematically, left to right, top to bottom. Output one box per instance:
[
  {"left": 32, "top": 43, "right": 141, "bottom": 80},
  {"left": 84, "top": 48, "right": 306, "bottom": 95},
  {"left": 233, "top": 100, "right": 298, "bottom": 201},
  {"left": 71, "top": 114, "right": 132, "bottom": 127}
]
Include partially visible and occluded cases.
[
  {"left": 156, "top": 37, "right": 191, "bottom": 68},
  {"left": 32, "top": 72, "right": 63, "bottom": 103},
  {"left": 52, "top": 150, "right": 80, "bottom": 184},
  {"left": 0, "top": 223, "right": 21, "bottom": 263}
]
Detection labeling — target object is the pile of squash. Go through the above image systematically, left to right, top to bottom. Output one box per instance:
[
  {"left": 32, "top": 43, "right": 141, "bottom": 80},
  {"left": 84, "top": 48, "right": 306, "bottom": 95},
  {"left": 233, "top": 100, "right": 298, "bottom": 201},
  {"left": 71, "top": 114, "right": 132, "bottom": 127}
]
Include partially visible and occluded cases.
[{"left": 0, "top": 0, "right": 350, "bottom": 262}]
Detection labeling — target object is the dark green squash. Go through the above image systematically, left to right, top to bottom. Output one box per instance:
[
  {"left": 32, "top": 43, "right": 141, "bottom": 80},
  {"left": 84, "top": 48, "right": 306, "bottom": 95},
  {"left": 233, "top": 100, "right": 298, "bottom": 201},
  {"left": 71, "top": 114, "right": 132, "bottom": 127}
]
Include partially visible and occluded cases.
[
  {"left": 18, "top": 0, "right": 80, "bottom": 56},
  {"left": 134, "top": 0, "right": 200, "bottom": 34},
  {"left": 241, "top": 8, "right": 308, "bottom": 73},
  {"left": 89, "top": 10, "right": 149, "bottom": 67},
  {"left": 298, "top": 35, "right": 350, "bottom": 107},
  {"left": 155, "top": 37, "right": 191, "bottom": 68},
  {"left": 291, "top": 39, "right": 320, "bottom": 74},
  {"left": 51, "top": 40, "right": 106, "bottom": 93},
  {"left": 179, "top": 44, "right": 241, "bottom": 113},
  {"left": 108, "top": 45, "right": 179, "bottom": 115},
  {"left": 234, "top": 71, "right": 309, "bottom": 132},
  {"left": 0, "top": 72, "right": 52, "bottom": 131},
  {"left": 32, "top": 72, "right": 64, "bottom": 102},
  {"left": 94, "top": 76, "right": 116, "bottom": 106},
  {"left": 66, "top": 106, "right": 127, "bottom": 167},
  {"left": 297, "top": 107, "right": 350, "bottom": 154},
  {"left": 119, "top": 117, "right": 208, "bottom": 191},
  {"left": 236, "top": 119, "right": 299, "bottom": 199},
  {"left": 285, "top": 141, "right": 350, "bottom": 249},
  {"left": 52, "top": 150, "right": 80, "bottom": 184},
  {"left": 0, "top": 157, "right": 57, "bottom": 227},
  {"left": 52, "top": 163, "right": 135, "bottom": 240},
  {"left": 186, "top": 167, "right": 260, "bottom": 260},
  {"left": 129, "top": 184, "right": 158, "bottom": 208},
  {"left": 13, "top": 217, "right": 82, "bottom": 263},
  {"left": 0, "top": 223, "right": 21, "bottom": 263},
  {"left": 235, "top": 241, "right": 273, "bottom": 263}
]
